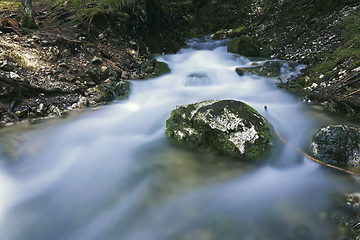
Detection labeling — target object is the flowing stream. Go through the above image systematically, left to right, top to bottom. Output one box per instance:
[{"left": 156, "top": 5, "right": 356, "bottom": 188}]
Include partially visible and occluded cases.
[{"left": 0, "top": 38, "right": 359, "bottom": 240}]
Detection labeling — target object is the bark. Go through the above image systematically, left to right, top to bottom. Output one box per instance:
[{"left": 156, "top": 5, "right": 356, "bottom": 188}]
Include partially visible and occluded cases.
[{"left": 21, "top": 0, "right": 37, "bottom": 29}]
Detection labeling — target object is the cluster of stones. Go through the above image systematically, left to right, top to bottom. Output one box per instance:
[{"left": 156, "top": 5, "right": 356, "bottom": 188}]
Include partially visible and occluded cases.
[{"left": 0, "top": 30, "right": 170, "bottom": 122}]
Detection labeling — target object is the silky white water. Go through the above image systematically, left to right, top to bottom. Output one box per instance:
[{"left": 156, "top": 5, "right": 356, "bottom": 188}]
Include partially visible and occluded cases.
[{"left": 0, "top": 38, "right": 358, "bottom": 240}]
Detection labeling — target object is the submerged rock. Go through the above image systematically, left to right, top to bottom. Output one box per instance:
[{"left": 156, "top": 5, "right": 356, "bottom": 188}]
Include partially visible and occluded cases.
[
  {"left": 227, "top": 36, "right": 260, "bottom": 57},
  {"left": 166, "top": 100, "right": 275, "bottom": 160},
  {"left": 310, "top": 125, "right": 360, "bottom": 167}
]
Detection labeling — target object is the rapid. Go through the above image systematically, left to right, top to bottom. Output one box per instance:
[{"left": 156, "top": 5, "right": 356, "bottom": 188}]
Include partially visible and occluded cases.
[{"left": 0, "top": 38, "right": 358, "bottom": 240}]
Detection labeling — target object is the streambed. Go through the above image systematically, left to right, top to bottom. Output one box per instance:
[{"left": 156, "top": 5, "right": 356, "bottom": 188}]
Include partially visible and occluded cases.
[{"left": 0, "top": 38, "right": 358, "bottom": 240}]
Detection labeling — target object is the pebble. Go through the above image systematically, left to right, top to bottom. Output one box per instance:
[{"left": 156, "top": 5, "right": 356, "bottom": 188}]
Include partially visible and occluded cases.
[
  {"left": 92, "top": 56, "right": 103, "bottom": 65},
  {"left": 10, "top": 72, "right": 21, "bottom": 80}
]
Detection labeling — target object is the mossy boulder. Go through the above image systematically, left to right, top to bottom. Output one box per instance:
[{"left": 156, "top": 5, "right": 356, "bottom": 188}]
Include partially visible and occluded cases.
[
  {"left": 227, "top": 36, "right": 260, "bottom": 57},
  {"left": 142, "top": 59, "right": 171, "bottom": 79},
  {"left": 236, "top": 61, "right": 282, "bottom": 77},
  {"left": 89, "top": 80, "right": 131, "bottom": 103},
  {"left": 166, "top": 100, "right": 275, "bottom": 160},
  {"left": 310, "top": 125, "right": 360, "bottom": 167}
]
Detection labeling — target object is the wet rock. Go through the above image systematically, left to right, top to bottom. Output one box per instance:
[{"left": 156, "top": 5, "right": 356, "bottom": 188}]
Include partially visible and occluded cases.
[
  {"left": 227, "top": 36, "right": 260, "bottom": 57},
  {"left": 92, "top": 56, "right": 103, "bottom": 65},
  {"left": 142, "top": 59, "right": 171, "bottom": 79},
  {"left": 236, "top": 61, "right": 282, "bottom": 77},
  {"left": 100, "top": 66, "right": 110, "bottom": 79},
  {"left": 109, "top": 70, "right": 120, "bottom": 81},
  {"left": 10, "top": 72, "right": 21, "bottom": 80},
  {"left": 87, "top": 81, "right": 131, "bottom": 104},
  {"left": 72, "top": 96, "right": 88, "bottom": 109},
  {"left": 166, "top": 100, "right": 275, "bottom": 160},
  {"left": 49, "top": 105, "right": 65, "bottom": 118},
  {"left": 310, "top": 125, "right": 360, "bottom": 167},
  {"left": 329, "top": 192, "right": 360, "bottom": 236}
]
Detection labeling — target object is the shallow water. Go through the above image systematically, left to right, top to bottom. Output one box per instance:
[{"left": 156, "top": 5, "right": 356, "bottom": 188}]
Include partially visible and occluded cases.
[{"left": 0, "top": 38, "right": 358, "bottom": 240}]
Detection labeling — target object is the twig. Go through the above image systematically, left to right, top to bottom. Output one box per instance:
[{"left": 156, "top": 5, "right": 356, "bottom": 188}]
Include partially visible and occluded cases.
[
  {"left": 329, "top": 73, "right": 358, "bottom": 93},
  {"left": 344, "top": 88, "right": 360, "bottom": 98},
  {"left": 7, "top": 100, "right": 19, "bottom": 121},
  {"left": 265, "top": 106, "right": 360, "bottom": 177}
]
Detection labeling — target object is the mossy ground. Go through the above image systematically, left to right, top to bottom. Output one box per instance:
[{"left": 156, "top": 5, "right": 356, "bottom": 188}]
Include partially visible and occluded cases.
[{"left": 0, "top": 1, "right": 21, "bottom": 11}]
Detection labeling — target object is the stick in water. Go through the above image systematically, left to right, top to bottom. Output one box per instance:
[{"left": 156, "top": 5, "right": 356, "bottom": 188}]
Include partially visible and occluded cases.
[{"left": 264, "top": 106, "right": 360, "bottom": 177}]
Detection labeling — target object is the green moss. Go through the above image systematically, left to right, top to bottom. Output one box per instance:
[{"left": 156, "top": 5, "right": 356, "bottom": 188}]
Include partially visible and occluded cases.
[
  {"left": 0, "top": 1, "right": 21, "bottom": 11},
  {"left": 21, "top": 12, "right": 37, "bottom": 29},
  {"left": 212, "top": 26, "right": 246, "bottom": 40},
  {"left": 227, "top": 35, "right": 261, "bottom": 57},
  {"left": 84, "top": 42, "right": 96, "bottom": 48},
  {"left": 142, "top": 59, "right": 171, "bottom": 79},
  {"left": 153, "top": 61, "right": 171, "bottom": 76},
  {"left": 96, "top": 81, "right": 130, "bottom": 102},
  {"left": 166, "top": 100, "right": 275, "bottom": 161}
]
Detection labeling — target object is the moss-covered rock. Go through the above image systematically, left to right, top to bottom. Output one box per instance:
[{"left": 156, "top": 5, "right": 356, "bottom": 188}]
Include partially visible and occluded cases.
[
  {"left": 212, "top": 26, "right": 246, "bottom": 40},
  {"left": 227, "top": 36, "right": 261, "bottom": 57},
  {"left": 142, "top": 59, "right": 171, "bottom": 79},
  {"left": 236, "top": 61, "right": 282, "bottom": 77},
  {"left": 87, "top": 80, "right": 131, "bottom": 104},
  {"left": 166, "top": 100, "right": 275, "bottom": 160},
  {"left": 310, "top": 125, "right": 360, "bottom": 167}
]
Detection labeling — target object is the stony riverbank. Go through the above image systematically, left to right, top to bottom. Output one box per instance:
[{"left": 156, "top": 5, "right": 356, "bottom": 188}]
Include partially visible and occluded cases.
[{"left": 1, "top": 0, "right": 360, "bottom": 126}]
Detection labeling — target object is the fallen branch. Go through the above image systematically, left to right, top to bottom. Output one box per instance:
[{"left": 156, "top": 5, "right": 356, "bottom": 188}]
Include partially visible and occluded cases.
[
  {"left": 329, "top": 73, "right": 359, "bottom": 93},
  {"left": 0, "top": 74, "right": 84, "bottom": 95},
  {"left": 344, "top": 88, "right": 360, "bottom": 98},
  {"left": 265, "top": 106, "right": 360, "bottom": 177}
]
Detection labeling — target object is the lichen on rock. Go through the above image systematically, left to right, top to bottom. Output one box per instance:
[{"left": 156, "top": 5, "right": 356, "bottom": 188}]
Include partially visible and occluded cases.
[
  {"left": 166, "top": 100, "right": 275, "bottom": 160},
  {"left": 310, "top": 125, "right": 360, "bottom": 167}
]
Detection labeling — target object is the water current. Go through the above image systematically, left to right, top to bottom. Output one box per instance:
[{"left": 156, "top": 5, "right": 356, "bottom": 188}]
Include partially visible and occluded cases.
[{"left": 0, "top": 38, "right": 359, "bottom": 240}]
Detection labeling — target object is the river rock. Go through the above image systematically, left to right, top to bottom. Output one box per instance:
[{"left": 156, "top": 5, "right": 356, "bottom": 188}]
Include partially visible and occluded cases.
[
  {"left": 92, "top": 56, "right": 103, "bottom": 65},
  {"left": 141, "top": 59, "right": 171, "bottom": 79},
  {"left": 236, "top": 61, "right": 282, "bottom": 77},
  {"left": 10, "top": 72, "right": 21, "bottom": 80},
  {"left": 87, "top": 80, "right": 131, "bottom": 104},
  {"left": 166, "top": 100, "right": 275, "bottom": 160},
  {"left": 310, "top": 125, "right": 360, "bottom": 166}
]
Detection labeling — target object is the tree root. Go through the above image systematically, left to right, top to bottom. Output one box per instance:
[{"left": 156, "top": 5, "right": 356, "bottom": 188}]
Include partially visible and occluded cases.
[{"left": 0, "top": 74, "right": 83, "bottom": 122}]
